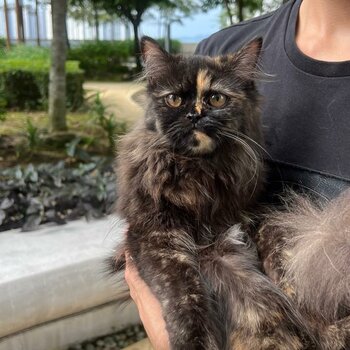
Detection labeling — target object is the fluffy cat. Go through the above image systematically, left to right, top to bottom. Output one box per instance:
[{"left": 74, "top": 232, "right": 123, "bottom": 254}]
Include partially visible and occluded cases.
[
  {"left": 112, "top": 37, "right": 310, "bottom": 349},
  {"left": 257, "top": 189, "right": 350, "bottom": 349}
]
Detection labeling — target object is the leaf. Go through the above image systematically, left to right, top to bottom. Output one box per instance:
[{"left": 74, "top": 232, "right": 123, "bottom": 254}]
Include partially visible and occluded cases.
[
  {"left": 66, "top": 137, "right": 81, "bottom": 157},
  {"left": 24, "top": 164, "right": 38, "bottom": 182},
  {"left": 15, "top": 167, "right": 23, "bottom": 180},
  {"left": 1, "top": 198, "right": 14, "bottom": 210},
  {"left": 26, "top": 198, "right": 44, "bottom": 215},
  {"left": 0, "top": 209, "right": 5, "bottom": 225},
  {"left": 22, "top": 214, "right": 42, "bottom": 232}
]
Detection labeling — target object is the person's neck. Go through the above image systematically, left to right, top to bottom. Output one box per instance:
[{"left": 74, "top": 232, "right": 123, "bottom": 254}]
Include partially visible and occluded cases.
[{"left": 296, "top": 0, "right": 350, "bottom": 62}]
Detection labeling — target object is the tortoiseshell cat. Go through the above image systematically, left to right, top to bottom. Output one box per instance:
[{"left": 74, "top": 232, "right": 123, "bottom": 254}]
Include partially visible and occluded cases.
[{"left": 112, "top": 36, "right": 309, "bottom": 349}]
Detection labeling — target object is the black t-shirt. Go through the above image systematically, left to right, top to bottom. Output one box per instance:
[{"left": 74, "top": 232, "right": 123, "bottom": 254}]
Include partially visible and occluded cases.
[{"left": 195, "top": 0, "right": 350, "bottom": 199}]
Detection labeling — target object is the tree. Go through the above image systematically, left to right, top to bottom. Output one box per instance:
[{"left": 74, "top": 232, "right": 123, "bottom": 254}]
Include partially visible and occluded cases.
[
  {"left": 3, "top": 0, "right": 11, "bottom": 48},
  {"left": 15, "top": 0, "right": 25, "bottom": 42},
  {"left": 35, "top": 0, "right": 41, "bottom": 46},
  {"left": 49, "top": 0, "right": 68, "bottom": 131},
  {"left": 69, "top": 0, "right": 108, "bottom": 41},
  {"left": 101, "top": 0, "right": 178, "bottom": 71},
  {"left": 202, "top": 0, "right": 263, "bottom": 24},
  {"left": 158, "top": 1, "right": 199, "bottom": 52}
]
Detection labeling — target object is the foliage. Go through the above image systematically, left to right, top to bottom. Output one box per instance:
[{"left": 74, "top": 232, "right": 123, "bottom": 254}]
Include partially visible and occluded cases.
[
  {"left": 69, "top": 0, "right": 116, "bottom": 41},
  {"left": 100, "top": 0, "right": 186, "bottom": 69},
  {"left": 202, "top": 0, "right": 263, "bottom": 24},
  {"left": 0, "top": 38, "right": 5, "bottom": 48},
  {"left": 156, "top": 38, "right": 182, "bottom": 54},
  {"left": 67, "top": 39, "right": 181, "bottom": 80},
  {"left": 68, "top": 40, "right": 133, "bottom": 80},
  {"left": 0, "top": 44, "right": 50, "bottom": 60},
  {"left": 0, "top": 59, "right": 84, "bottom": 111},
  {"left": 0, "top": 91, "right": 6, "bottom": 122},
  {"left": 90, "top": 93, "right": 128, "bottom": 151},
  {"left": 26, "top": 118, "right": 40, "bottom": 150},
  {"left": 0, "top": 158, "right": 116, "bottom": 232}
]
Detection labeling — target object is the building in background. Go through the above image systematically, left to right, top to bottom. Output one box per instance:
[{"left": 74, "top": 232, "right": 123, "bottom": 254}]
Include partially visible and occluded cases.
[{"left": 0, "top": 0, "right": 132, "bottom": 45}]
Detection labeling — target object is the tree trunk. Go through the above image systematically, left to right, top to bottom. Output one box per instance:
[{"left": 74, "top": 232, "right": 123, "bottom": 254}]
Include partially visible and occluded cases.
[
  {"left": 3, "top": 0, "right": 11, "bottom": 48},
  {"left": 15, "top": 0, "right": 25, "bottom": 43},
  {"left": 35, "top": 0, "right": 41, "bottom": 46},
  {"left": 49, "top": 0, "right": 68, "bottom": 132},
  {"left": 223, "top": 0, "right": 233, "bottom": 25},
  {"left": 236, "top": 0, "right": 244, "bottom": 22},
  {"left": 93, "top": 4, "right": 99, "bottom": 40},
  {"left": 64, "top": 17, "right": 70, "bottom": 49},
  {"left": 131, "top": 20, "right": 142, "bottom": 71},
  {"left": 165, "top": 21, "right": 171, "bottom": 53}
]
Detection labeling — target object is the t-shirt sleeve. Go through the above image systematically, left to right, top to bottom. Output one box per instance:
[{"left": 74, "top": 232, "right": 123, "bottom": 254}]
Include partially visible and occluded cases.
[{"left": 194, "top": 39, "right": 208, "bottom": 55}]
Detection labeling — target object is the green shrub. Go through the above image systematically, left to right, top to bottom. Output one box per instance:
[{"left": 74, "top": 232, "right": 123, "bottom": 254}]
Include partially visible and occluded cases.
[
  {"left": 0, "top": 38, "right": 5, "bottom": 46},
  {"left": 156, "top": 38, "right": 182, "bottom": 54},
  {"left": 68, "top": 40, "right": 134, "bottom": 80},
  {"left": 0, "top": 44, "right": 50, "bottom": 60},
  {"left": 0, "top": 59, "right": 84, "bottom": 111},
  {"left": 0, "top": 89, "right": 6, "bottom": 121},
  {"left": 90, "top": 93, "right": 128, "bottom": 152},
  {"left": 26, "top": 118, "right": 40, "bottom": 150}
]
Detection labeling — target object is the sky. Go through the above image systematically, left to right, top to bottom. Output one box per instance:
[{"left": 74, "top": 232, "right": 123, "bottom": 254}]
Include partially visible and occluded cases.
[{"left": 141, "top": 8, "right": 222, "bottom": 43}]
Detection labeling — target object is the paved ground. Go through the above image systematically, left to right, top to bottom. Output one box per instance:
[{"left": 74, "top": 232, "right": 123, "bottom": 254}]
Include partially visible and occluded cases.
[{"left": 84, "top": 82, "right": 146, "bottom": 125}]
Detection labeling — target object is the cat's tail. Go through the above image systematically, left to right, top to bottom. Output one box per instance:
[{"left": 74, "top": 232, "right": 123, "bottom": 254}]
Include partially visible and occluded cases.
[{"left": 265, "top": 189, "right": 350, "bottom": 322}]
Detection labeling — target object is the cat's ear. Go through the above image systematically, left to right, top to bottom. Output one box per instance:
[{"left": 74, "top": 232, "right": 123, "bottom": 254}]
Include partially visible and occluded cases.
[
  {"left": 140, "top": 36, "right": 170, "bottom": 75},
  {"left": 231, "top": 37, "right": 263, "bottom": 81}
]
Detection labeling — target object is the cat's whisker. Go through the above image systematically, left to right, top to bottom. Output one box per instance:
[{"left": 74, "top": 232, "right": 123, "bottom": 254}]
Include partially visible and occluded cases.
[
  {"left": 222, "top": 127, "right": 273, "bottom": 160},
  {"left": 218, "top": 130, "right": 260, "bottom": 199},
  {"left": 219, "top": 131, "right": 259, "bottom": 171}
]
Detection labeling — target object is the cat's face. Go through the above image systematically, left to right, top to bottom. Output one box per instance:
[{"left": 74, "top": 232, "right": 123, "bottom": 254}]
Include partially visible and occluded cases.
[{"left": 141, "top": 37, "right": 262, "bottom": 156}]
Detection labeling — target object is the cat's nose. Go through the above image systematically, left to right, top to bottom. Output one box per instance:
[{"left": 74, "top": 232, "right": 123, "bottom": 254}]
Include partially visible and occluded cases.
[{"left": 186, "top": 112, "right": 201, "bottom": 124}]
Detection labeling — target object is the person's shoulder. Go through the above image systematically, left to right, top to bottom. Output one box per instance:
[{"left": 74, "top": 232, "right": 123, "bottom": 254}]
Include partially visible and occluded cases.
[{"left": 195, "top": 1, "right": 293, "bottom": 56}]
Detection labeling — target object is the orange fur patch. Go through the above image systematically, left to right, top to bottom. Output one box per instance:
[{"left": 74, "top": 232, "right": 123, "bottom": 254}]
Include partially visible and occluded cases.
[
  {"left": 195, "top": 69, "right": 211, "bottom": 114},
  {"left": 192, "top": 131, "right": 215, "bottom": 154}
]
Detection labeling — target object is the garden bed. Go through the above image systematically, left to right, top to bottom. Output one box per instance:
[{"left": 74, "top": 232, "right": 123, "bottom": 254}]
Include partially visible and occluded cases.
[
  {"left": 0, "top": 157, "right": 116, "bottom": 232},
  {"left": 68, "top": 325, "right": 147, "bottom": 350}
]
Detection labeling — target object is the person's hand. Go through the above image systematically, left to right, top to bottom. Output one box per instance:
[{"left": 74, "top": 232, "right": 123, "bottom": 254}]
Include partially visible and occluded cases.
[{"left": 125, "top": 254, "right": 170, "bottom": 350}]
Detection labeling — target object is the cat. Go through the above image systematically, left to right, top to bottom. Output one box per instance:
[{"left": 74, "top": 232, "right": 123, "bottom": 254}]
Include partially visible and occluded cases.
[
  {"left": 111, "top": 36, "right": 311, "bottom": 349},
  {"left": 257, "top": 189, "right": 350, "bottom": 349}
]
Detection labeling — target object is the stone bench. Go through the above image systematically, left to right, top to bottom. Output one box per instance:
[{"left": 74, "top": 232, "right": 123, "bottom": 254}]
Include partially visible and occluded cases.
[{"left": 0, "top": 217, "right": 139, "bottom": 350}]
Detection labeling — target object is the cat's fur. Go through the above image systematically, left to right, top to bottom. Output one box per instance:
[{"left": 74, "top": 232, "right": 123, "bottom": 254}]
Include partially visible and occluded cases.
[
  {"left": 112, "top": 37, "right": 310, "bottom": 349},
  {"left": 257, "top": 189, "right": 350, "bottom": 349}
]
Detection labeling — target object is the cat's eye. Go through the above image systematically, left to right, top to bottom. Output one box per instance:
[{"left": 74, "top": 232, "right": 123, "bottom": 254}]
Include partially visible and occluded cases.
[
  {"left": 208, "top": 93, "right": 227, "bottom": 108},
  {"left": 165, "top": 94, "right": 182, "bottom": 108}
]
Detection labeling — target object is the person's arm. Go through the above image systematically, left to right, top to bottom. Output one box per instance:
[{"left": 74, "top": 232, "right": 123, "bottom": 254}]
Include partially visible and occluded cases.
[{"left": 125, "top": 255, "right": 170, "bottom": 350}]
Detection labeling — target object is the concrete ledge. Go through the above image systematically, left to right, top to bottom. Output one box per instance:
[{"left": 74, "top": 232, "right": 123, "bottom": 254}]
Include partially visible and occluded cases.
[
  {"left": 0, "top": 217, "right": 139, "bottom": 349},
  {"left": 0, "top": 300, "right": 139, "bottom": 350}
]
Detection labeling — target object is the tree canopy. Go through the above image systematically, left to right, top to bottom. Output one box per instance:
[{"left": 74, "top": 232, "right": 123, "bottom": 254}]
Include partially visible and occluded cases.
[{"left": 202, "top": 0, "right": 263, "bottom": 24}]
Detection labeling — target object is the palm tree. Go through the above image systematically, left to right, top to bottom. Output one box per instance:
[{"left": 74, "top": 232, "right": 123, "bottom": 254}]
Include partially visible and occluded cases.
[{"left": 49, "top": 0, "right": 68, "bottom": 131}]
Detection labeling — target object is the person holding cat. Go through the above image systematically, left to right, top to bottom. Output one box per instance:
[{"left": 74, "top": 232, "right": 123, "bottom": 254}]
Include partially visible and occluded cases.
[{"left": 124, "top": 0, "right": 350, "bottom": 348}]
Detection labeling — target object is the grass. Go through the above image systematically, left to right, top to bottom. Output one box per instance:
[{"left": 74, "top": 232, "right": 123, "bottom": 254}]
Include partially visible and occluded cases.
[
  {"left": 0, "top": 111, "right": 130, "bottom": 167},
  {"left": 0, "top": 111, "right": 101, "bottom": 136}
]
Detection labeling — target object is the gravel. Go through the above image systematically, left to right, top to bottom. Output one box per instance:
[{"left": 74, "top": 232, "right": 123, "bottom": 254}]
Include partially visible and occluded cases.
[{"left": 67, "top": 324, "right": 147, "bottom": 350}]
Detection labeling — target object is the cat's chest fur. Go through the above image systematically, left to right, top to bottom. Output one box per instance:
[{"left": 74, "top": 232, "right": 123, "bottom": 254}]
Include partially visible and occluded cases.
[{"left": 116, "top": 127, "right": 263, "bottom": 240}]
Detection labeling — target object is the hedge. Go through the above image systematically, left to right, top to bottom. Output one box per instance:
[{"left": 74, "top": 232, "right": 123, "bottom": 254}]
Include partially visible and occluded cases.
[
  {"left": 68, "top": 39, "right": 182, "bottom": 80},
  {"left": 68, "top": 40, "right": 134, "bottom": 80},
  {"left": 0, "top": 59, "right": 84, "bottom": 111}
]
